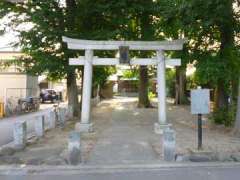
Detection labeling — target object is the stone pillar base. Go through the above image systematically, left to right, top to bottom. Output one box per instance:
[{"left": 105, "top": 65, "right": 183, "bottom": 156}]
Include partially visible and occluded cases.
[
  {"left": 35, "top": 116, "right": 45, "bottom": 137},
  {"left": 13, "top": 121, "right": 27, "bottom": 150},
  {"left": 75, "top": 123, "right": 93, "bottom": 133},
  {"left": 154, "top": 123, "right": 172, "bottom": 134},
  {"left": 163, "top": 128, "right": 176, "bottom": 161},
  {"left": 68, "top": 131, "right": 81, "bottom": 165}
]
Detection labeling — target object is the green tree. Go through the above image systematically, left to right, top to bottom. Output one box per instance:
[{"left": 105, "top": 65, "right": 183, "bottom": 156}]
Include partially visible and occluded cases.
[
  {"left": 0, "top": 0, "right": 82, "bottom": 116},
  {"left": 0, "top": 0, "right": 118, "bottom": 116},
  {"left": 77, "top": 0, "right": 156, "bottom": 107},
  {"left": 137, "top": 0, "right": 155, "bottom": 108},
  {"left": 154, "top": 0, "right": 189, "bottom": 105},
  {"left": 157, "top": 0, "right": 240, "bottom": 123},
  {"left": 181, "top": 0, "right": 239, "bottom": 109}
]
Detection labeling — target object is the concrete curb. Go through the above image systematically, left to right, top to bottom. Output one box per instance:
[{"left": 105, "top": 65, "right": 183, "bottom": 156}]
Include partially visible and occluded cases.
[{"left": 0, "top": 162, "right": 240, "bottom": 175}]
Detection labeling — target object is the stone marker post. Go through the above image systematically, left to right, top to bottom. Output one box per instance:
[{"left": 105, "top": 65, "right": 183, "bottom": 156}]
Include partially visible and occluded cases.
[
  {"left": 53, "top": 104, "right": 59, "bottom": 122},
  {"left": 67, "top": 105, "right": 73, "bottom": 119},
  {"left": 58, "top": 107, "right": 66, "bottom": 128},
  {"left": 49, "top": 111, "right": 56, "bottom": 129},
  {"left": 44, "top": 114, "right": 50, "bottom": 130},
  {"left": 35, "top": 116, "right": 45, "bottom": 137},
  {"left": 13, "top": 121, "right": 27, "bottom": 150},
  {"left": 163, "top": 128, "right": 176, "bottom": 161},
  {"left": 68, "top": 131, "right": 81, "bottom": 165}
]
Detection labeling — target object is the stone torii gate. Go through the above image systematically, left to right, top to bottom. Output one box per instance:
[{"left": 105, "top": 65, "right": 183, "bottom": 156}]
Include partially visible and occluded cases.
[{"left": 63, "top": 37, "right": 185, "bottom": 133}]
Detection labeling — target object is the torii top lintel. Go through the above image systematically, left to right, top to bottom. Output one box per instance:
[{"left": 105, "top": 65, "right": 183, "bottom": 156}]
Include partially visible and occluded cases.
[{"left": 62, "top": 36, "right": 186, "bottom": 51}]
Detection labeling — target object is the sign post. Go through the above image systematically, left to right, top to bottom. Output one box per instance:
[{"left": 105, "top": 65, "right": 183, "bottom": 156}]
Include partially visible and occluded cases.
[
  {"left": 191, "top": 88, "right": 210, "bottom": 150},
  {"left": 197, "top": 114, "right": 202, "bottom": 149}
]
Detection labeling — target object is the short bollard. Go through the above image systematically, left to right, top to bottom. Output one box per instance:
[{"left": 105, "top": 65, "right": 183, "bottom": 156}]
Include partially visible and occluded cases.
[
  {"left": 67, "top": 105, "right": 73, "bottom": 119},
  {"left": 58, "top": 108, "right": 66, "bottom": 128},
  {"left": 49, "top": 111, "right": 56, "bottom": 129},
  {"left": 44, "top": 115, "right": 50, "bottom": 130},
  {"left": 35, "top": 116, "right": 45, "bottom": 137},
  {"left": 13, "top": 121, "right": 27, "bottom": 150},
  {"left": 163, "top": 128, "right": 176, "bottom": 161},
  {"left": 68, "top": 131, "right": 81, "bottom": 165}
]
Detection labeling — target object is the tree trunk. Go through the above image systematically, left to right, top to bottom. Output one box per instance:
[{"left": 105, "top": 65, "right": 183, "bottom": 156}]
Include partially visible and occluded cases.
[
  {"left": 65, "top": 0, "right": 79, "bottom": 117},
  {"left": 66, "top": 0, "right": 77, "bottom": 21},
  {"left": 137, "top": 1, "right": 154, "bottom": 108},
  {"left": 214, "top": 1, "right": 234, "bottom": 112},
  {"left": 138, "top": 66, "right": 151, "bottom": 108},
  {"left": 175, "top": 67, "right": 187, "bottom": 105},
  {"left": 67, "top": 71, "right": 80, "bottom": 117},
  {"left": 231, "top": 78, "right": 239, "bottom": 105},
  {"left": 233, "top": 78, "right": 240, "bottom": 135},
  {"left": 214, "top": 81, "right": 229, "bottom": 111}
]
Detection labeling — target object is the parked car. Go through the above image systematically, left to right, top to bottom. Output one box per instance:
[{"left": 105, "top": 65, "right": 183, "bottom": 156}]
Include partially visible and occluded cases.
[{"left": 40, "top": 89, "right": 59, "bottom": 103}]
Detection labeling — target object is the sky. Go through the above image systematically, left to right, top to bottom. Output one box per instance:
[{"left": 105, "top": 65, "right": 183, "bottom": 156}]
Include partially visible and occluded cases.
[
  {"left": 0, "top": 12, "right": 20, "bottom": 52},
  {"left": 0, "top": 32, "right": 19, "bottom": 51}
]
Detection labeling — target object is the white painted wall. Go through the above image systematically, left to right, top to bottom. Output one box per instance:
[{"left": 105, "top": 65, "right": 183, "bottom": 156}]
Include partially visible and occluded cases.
[
  {"left": 0, "top": 51, "right": 39, "bottom": 106},
  {"left": 0, "top": 74, "right": 38, "bottom": 102},
  {"left": 0, "top": 74, "right": 26, "bottom": 102},
  {"left": 26, "top": 75, "right": 39, "bottom": 97}
]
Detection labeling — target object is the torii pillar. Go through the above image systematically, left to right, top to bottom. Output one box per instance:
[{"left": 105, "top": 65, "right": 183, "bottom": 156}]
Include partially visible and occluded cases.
[
  {"left": 75, "top": 49, "right": 94, "bottom": 132},
  {"left": 154, "top": 50, "right": 168, "bottom": 134}
]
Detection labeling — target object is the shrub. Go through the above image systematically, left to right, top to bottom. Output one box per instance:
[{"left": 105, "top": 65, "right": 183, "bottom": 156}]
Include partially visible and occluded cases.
[{"left": 211, "top": 105, "right": 236, "bottom": 127}]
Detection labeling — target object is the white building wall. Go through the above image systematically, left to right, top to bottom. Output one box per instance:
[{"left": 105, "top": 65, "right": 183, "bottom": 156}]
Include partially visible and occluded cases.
[
  {"left": 0, "top": 74, "right": 27, "bottom": 102},
  {"left": 26, "top": 75, "right": 39, "bottom": 97}
]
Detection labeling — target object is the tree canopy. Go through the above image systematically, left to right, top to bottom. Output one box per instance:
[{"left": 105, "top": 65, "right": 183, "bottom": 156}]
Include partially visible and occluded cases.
[{"left": 1, "top": 0, "right": 240, "bottom": 125}]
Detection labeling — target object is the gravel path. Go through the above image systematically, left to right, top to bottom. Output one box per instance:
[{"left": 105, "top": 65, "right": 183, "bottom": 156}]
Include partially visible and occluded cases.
[
  {"left": 2, "top": 96, "right": 240, "bottom": 165},
  {"left": 87, "top": 97, "right": 162, "bottom": 165},
  {"left": 89, "top": 97, "right": 240, "bottom": 162}
]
